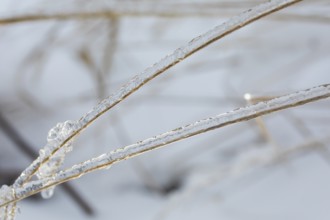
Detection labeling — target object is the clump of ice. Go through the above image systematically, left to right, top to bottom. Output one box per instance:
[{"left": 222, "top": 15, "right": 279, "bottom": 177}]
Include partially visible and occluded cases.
[
  {"left": 37, "top": 120, "right": 77, "bottom": 199},
  {"left": 0, "top": 185, "right": 15, "bottom": 218},
  {"left": 0, "top": 185, "right": 13, "bottom": 204}
]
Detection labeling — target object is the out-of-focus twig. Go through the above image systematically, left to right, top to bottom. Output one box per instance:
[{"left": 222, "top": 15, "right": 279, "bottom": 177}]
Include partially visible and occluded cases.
[
  {"left": 2, "top": 2, "right": 329, "bottom": 25},
  {"left": 156, "top": 135, "right": 330, "bottom": 220}
]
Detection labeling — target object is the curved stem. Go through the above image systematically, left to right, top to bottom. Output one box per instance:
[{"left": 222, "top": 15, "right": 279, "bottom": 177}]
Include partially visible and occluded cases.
[{"left": 2, "top": 83, "right": 329, "bottom": 207}]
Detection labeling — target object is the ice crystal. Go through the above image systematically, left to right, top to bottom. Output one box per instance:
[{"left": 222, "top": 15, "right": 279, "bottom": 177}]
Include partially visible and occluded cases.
[
  {"left": 37, "top": 120, "right": 77, "bottom": 199},
  {"left": 0, "top": 185, "right": 16, "bottom": 219},
  {"left": 0, "top": 185, "right": 14, "bottom": 206}
]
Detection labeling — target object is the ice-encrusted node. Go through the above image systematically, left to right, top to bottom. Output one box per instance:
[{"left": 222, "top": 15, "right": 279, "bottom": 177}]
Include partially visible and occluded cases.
[
  {"left": 37, "top": 120, "right": 78, "bottom": 199},
  {"left": 47, "top": 120, "right": 77, "bottom": 143},
  {"left": 0, "top": 185, "right": 14, "bottom": 204}
]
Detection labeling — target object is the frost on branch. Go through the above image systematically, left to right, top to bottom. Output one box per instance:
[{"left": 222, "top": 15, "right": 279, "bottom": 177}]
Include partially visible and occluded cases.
[
  {"left": 37, "top": 120, "right": 78, "bottom": 199},
  {"left": 0, "top": 185, "right": 16, "bottom": 219},
  {"left": 0, "top": 185, "right": 14, "bottom": 207}
]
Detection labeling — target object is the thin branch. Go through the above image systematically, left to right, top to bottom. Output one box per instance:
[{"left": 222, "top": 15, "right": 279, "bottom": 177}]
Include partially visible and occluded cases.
[
  {"left": 14, "top": 0, "right": 302, "bottom": 189},
  {"left": 0, "top": 2, "right": 274, "bottom": 25},
  {"left": 1, "top": 3, "right": 328, "bottom": 24},
  {"left": 1, "top": 83, "right": 330, "bottom": 207}
]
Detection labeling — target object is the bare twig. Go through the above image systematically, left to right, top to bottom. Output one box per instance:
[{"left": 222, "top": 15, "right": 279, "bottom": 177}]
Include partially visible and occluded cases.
[{"left": 1, "top": 2, "right": 327, "bottom": 24}]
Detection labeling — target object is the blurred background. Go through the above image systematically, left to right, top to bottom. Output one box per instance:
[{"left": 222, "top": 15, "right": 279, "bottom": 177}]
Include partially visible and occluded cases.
[{"left": 1, "top": 0, "right": 330, "bottom": 219}]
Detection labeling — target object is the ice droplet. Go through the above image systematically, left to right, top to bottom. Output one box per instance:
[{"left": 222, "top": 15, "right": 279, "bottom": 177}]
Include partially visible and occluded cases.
[{"left": 41, "top": 186, "right": 55, "bottom": 199}]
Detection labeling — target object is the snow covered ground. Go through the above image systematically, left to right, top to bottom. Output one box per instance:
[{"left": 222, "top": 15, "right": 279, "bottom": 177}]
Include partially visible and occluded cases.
[{"left": 1, "top": 0, "right": 330, "bottom": 219}]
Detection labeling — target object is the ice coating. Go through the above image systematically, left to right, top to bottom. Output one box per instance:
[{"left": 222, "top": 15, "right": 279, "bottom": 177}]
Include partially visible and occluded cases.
[
  {"left": 78, "top": 0, "right": 303, "bottom": 131},
  {"left": 1, "top": 83, "right": 329, "bottom": 208},
  {"left": 37, "top": 120, "right": 77, "bottom": 199},
  {"left": 0, "top": 185, "right": 16, "bottom": 219},
  {"left": 0, "top": 185, "right": 12, "bottom": 203},
  {"left": 0, "top": 185, "right": 14, "bottom": 207}
]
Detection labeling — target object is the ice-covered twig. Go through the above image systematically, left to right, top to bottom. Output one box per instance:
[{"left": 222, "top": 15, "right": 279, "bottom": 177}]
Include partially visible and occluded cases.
[
  {"left": 13, "top": 0, "right": 302, "bottom": 189},
  {"left": 1, "top": 83, "right": 329, "bottom": 207}
]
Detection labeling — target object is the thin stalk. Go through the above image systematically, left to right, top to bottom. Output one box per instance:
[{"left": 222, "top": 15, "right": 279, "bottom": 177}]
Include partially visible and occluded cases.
[
  {"left": 3, "top": 3, "right": 329, "bottom": 24},
  {"left": 1, "top": 83, "right": 329, "bottom": 207}
]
